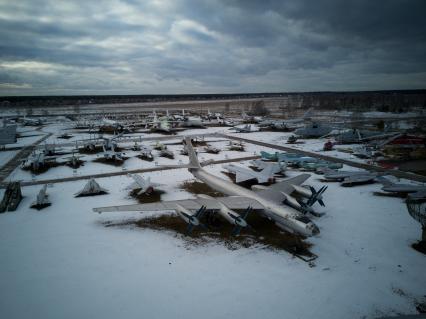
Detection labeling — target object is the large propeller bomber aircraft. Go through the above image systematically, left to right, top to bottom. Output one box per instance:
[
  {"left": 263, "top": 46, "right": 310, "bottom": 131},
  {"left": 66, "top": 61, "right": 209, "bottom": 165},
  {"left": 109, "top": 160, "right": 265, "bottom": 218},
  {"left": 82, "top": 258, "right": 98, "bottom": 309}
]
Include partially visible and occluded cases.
[{"left": 93, "top": 137, "right": 327, "bottom": 237}]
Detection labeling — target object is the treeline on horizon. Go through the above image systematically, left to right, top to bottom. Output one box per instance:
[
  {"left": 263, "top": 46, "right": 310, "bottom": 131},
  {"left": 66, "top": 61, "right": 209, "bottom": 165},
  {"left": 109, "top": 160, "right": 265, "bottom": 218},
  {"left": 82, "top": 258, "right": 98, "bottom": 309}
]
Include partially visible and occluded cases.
[{"left": 1, "top": 89, "right": 426, "bottom": 111}]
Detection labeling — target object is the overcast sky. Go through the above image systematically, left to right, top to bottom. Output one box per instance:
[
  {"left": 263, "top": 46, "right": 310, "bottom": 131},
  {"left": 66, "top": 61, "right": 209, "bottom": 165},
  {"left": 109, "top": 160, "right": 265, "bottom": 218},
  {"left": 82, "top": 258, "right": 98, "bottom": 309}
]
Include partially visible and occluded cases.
[{"left": 0, "top": 0, "right": 425, "bottom": 96}]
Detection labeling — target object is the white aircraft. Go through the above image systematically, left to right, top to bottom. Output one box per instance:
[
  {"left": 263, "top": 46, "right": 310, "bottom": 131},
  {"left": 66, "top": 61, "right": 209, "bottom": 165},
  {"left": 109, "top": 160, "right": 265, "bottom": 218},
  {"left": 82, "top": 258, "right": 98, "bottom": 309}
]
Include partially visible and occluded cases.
[
  {"left": 229, "top": 124, "right": 256, "bottom": 133},
  {"left": 93, "top": 137, "right": 321, "bottom": 237},
  {"left": 228, "top": 140, "right": 245, "bottom": 151},
  {"left": 101, "top": 145, "right": 124, "bottom": 161},
  {"left": 250, "top": 159, "right": 287, "bottom": 175},
  {"left": 222, "top": 163, "right": 277, "bottom": 184},
  {"left": 127, "top": 174, "right": 163, "bottom": 195},
  {"left": 30, "top": 184, "right": 51, "bottom": 210}
]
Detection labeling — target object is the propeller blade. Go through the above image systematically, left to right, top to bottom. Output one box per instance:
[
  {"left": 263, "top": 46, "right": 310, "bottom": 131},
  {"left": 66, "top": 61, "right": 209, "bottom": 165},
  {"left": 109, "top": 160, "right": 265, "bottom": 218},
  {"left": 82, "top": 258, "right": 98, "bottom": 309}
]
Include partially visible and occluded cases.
[
  {"left": 318, "top": 199, "right": 325, "bottom": 207},
  {"left": 242, "top": 206, "right": 252, "bottom": 220},
  {"left": 186, "top": 223, "right": 195, "bottom": 235},
  {"left": 231, "top": 225, "right": 242, "bottom": 236}
]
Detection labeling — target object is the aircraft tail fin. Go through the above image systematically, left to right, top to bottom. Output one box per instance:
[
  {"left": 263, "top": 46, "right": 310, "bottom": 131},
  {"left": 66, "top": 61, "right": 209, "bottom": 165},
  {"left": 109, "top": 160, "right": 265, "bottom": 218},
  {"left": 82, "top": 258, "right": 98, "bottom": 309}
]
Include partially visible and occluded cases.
[{"left": 185, "top": 137, "right": 201, "bottom": 168}]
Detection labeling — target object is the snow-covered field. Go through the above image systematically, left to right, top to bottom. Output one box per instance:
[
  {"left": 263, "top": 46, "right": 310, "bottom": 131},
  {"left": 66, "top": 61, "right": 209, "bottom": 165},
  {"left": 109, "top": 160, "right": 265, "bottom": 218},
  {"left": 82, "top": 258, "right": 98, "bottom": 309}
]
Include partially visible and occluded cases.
[{"left": 0, "top": 123, "right": 425, "bottom": 319}]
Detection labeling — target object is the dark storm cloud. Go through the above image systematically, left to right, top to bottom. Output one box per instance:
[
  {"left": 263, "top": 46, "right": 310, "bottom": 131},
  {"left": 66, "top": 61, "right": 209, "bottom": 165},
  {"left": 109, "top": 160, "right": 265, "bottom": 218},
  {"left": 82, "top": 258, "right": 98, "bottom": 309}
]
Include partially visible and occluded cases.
[{"left": 0, "top": 0, "right": 425, "bottom": 95}]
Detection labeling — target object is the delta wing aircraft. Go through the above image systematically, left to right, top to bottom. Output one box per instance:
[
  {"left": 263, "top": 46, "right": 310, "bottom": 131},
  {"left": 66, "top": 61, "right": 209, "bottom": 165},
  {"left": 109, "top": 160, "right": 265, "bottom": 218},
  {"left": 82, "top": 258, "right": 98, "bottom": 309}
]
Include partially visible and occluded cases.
[{"left": 93, "top": 137, "right": 322, "bottom": 236}]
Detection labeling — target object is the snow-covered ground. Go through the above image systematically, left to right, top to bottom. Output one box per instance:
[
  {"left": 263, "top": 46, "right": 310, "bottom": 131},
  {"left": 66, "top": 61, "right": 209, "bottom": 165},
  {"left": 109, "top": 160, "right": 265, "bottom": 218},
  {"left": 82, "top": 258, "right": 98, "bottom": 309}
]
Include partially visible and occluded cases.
[{"left": 0, "top": 123, "right": 425, "bottom": 319}]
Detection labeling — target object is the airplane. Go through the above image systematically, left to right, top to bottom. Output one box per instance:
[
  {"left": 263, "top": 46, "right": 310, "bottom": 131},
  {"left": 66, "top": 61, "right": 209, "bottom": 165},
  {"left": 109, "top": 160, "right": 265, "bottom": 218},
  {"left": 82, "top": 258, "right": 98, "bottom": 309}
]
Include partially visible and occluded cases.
[
  {"left": 259, "top": 108, "right": 313, "bottom": 131},
  {"left": 179, "top": 110, "right": 205, "bottom": 128},
  {"left": 146, "top": 111, "right": 182, "bottom": 134},
  {"left": 241, "top": 111, "right": 263, "bottom": 124},
  {"left": 294, "top": 122, "right": 333, "bottom": 138},
  {"left": 229, "top": 124, "right": 256, "bottom": 133},
  {"left": 324, "top": 128, "right": 398, "bottom": 144},
  {"left": 101, "top": 132, "right": 123, "bottom": 149},
  {"left": 93, "top": 137, "right": 323, "bottom": 237},
  {"left": 228, "top": 140, "right": 245, "bottom": 151},
  {"left": 153, "top": 141, "right": 174, "bottom": 158},
  {"left": 203, "top": 144, "right": 220, "bottom": 154},
  {"left": 101, "top": 145, "right": 125, "bottom": 162},
  {"left": 139, "top": 145, "right": 154, "bottom": 161},
  {"left": 21, "top": 151, "right": 56, "bottom": 172},
  {"left": 260, "top": 151, "right": 317, "bottom": 167},
  {"left": 260, "top": 151, "right": 282, "bottom": 161},
  {"left": 63, "top": 152, "right": 84, "bottom": 168},
  {"left": 249, "top": 159, "right": 287, "bottom": 175},
  {"left": 299, "top": 161, "right": 343, "bottom": 172},
  {"left": 222, "top": 163, "right": 277, "bottom": 184},
  {"left": 322, "top": 168, "right": 377, "bottom": 186},
  {"left": 127, "top": 174, "right": 163, "bottom": 195},
  {"left": 376, "top": 177, "right": 426, "bottom": 199},
  {"left": 75, "top": 178, "right": 108, "bottom": 197},
  {"left": 30, "top": 184, "right": 51, "bottom": 210}
]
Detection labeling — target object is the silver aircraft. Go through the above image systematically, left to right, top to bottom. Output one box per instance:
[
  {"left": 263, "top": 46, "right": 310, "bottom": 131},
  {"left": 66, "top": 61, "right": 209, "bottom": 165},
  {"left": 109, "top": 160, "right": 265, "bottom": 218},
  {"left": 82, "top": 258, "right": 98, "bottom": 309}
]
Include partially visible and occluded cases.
[
  {"left": 229, "top": 124, "right": 255, "bottom": 133},
  {"left": 93, "top": 137, "right": 321, "bottom": 236},
  {"left": 249, "top": 159, "right": 287, "bottom": 175},
  {"left": 222, "top": 163, "right": 277, "bottom": 184},
  {"left": 322, "top": 168, "right": 377, "bottom": 186},
  {"left": 127, "top": 174, "right": 163, "bottom": 195},
  {"left": 377, "top": 177, "right": 426, "bottom": 199},
  {"left": 30, "top": 184, "right": 51, "bottom": 210}
]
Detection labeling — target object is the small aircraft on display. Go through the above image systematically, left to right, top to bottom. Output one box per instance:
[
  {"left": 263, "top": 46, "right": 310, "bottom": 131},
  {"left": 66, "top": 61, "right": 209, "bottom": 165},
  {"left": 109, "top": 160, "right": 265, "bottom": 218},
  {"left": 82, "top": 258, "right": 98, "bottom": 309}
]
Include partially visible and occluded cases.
[
  {"left": 229, "top": 124, "right": 256, "bottom": 133},
  {"left": 101, "top": 145, "right": 125, "bottom": 162},
  {"left": 249, "top": 159, "right": 287, "bottom": 175},
  {"left": 222, "top": 163, "right": 277, "bottom": 184},
  {"left": 322, "top": 168, "right": 378, "bottom": 186},
  {"left": 127, "top": 174, "right": 163, "bottom": 195},
  {"left": 376, "top": 177, "right": 426, "bottom": 199},
  {"left": 30, "top": 185, "right": 51, "bottom": 210}
]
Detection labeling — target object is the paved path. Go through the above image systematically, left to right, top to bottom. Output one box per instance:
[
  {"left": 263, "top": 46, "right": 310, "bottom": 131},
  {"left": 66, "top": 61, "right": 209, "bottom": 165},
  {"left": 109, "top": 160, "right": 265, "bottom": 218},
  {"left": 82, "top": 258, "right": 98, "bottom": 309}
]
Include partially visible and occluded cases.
[{"left": 0, "top": 155, "right": 259, "bottom": 188}]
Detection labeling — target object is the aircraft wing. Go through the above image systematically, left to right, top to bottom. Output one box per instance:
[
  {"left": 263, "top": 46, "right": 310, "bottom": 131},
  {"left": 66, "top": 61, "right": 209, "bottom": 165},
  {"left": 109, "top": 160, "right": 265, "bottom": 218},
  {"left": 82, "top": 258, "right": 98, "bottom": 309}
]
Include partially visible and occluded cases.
[
  {"left": 253, "top": 173, "right": 311, "bottom": 203},
  {"left": 93, "top": 196, "right": 264, "bottom": 213}
]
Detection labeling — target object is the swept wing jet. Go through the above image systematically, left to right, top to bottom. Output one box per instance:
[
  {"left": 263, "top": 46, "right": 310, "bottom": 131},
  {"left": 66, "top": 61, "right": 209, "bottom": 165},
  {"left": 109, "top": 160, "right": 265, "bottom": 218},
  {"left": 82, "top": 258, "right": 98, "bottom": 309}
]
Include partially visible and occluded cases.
[
  {"left": 93, "top": 137, "right": 322, "bottom": 236},
  {"left": 250, "top": 159, "right": 287, "bottom": 175},
  {"left": 222, "top": 163, "right": 277, "bottom": 184},
  {"left": 323, "top": 168, "right": 377, "bottom": 186},
  {"left": 127, "top": 174, "right": 163, "bottom": 195},
  {"left": 377, "top": 177, "right": 426, "bottom": 199}
]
